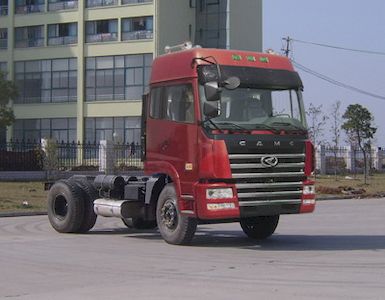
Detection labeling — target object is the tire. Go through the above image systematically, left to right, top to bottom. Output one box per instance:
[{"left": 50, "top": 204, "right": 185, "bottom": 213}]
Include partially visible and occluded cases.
[
  {"left": 69, "top": 177, "right": 98, "bottom": 233},
  {"left": 47, "top": 179, "right": 85, "bottom": 233},
  {"left": 156, "top": 183, "right": 197, "bottom": 245},
  {"left": 240, "top": 215, "right": 279, "bottom": 240},
  {"left": 122, "top": 218, "right": 157, "bottom": 230}
]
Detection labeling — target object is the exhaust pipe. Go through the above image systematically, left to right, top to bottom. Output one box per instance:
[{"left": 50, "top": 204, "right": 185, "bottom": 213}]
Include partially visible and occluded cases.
[{"left": 94, "top": 199, "right": 142, "bottom": 218}]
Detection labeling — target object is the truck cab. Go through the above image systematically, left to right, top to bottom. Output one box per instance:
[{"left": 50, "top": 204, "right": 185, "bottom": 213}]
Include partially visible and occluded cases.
[
  {"left": 47, "top": 45, "right": 315, "bottom": 245},
  {"left": 145, "top": 46, "right": 315, "bottom": 218}
]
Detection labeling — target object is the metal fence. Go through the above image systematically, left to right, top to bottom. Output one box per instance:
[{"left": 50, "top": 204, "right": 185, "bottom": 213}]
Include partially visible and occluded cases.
[
  {"left": 0, "top": 140, "right": 143, "bottom": 172},
  {"left": 0, "top": 140, "right": 43, "bottom": 171},
  {"left": 1, "top": 140, "right": 384, "bottom": 174},
  {"left": 316, "top": 145, "right": 385, "bottom": 175}
]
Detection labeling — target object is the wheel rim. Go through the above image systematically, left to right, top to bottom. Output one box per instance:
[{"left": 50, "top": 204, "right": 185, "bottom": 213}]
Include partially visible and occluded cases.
[
  {"left": 54, "top": 195, "right": 68, "bottom": 220},
  {"left": 161, "top": 199, "right": 178, "bottom": 230}
]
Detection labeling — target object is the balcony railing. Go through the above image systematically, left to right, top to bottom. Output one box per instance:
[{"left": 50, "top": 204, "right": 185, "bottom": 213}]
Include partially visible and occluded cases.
[
  {"left": 48, "top": 0, "right": 78, "bottom": 11},
  {"left": 87, "top": 0, "right": 118, "bottom": 8},
  {"left": 122, "top": 0, "right": 152, "bottom": 4},
  {"left": 15, "top": 4, "right": 45, "bottom": 14},
  {"left": 0, "top": 5, "right": 8, "bottom": 16},
  {"left": 122, "top": 30, "right": 153, "bottom": 41},
  {"left": 86, "top": 32, "right": 117, "bottom": 43},
  {"left": 48, "top": 36, "right": 77, "bottom": 46},
  {"left": 15, "top": 38, "right": 45, "bottom": 48},
  {"left": 0, "top": 39, "right": 7, "bottom": 49}
]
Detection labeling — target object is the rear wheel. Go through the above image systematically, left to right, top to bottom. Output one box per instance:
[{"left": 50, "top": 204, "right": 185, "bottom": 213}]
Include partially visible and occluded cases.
[
  {"left": 69, "top": 177, "right": 98, "bottom": 233},
  {"left": 47, "top": 180, "right": 85, "bottom": 233},
  {"left": 156, "top": 184, "right": 197, "bottom": 245},
  {"left": 240, "top": 215, "right": 279, "bottom": 240}
]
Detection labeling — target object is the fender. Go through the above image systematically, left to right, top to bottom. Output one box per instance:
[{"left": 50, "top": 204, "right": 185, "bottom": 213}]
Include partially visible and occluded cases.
[{"left": 144, "top": 160, "right": 182, "bottom": 201}]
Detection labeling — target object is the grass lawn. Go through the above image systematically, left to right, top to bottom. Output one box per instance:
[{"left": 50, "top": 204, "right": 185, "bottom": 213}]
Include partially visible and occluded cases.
[
  {"left": 315, "top": 173, "right": 385, "bottom": 196},
  {"left": 0, "top": 174, "right": 384, "bottom": 213},
  {"left": 0, "top": 182, "right": 48, "bottom": 213}
]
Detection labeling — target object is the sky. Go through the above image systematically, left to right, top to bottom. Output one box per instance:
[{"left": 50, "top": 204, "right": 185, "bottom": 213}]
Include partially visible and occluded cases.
[{"left": 263, "top": 0, "right": 385, "bottom": 146}]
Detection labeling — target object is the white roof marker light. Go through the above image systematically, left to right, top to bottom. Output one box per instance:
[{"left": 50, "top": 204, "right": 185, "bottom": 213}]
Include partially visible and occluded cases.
[{"left": 165, "top": 41, "right": 201, "bottom": 54}]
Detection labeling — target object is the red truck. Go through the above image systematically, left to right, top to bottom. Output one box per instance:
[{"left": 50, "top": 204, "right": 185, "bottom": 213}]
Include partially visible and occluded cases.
[{"left": 47, "top": 44, "right": 316, "bottom": 245}]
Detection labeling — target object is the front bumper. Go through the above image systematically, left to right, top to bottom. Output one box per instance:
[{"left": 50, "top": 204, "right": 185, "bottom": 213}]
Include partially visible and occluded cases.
[{"left": 191, "top": 180, "right": 315, "bottom": 220}]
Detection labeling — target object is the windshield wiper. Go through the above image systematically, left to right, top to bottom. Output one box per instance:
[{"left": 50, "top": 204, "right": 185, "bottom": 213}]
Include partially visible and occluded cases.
[
  {"left": 215, "top": 122, "right": 251, "bottom": 132},
  {"left": 215, "top": 122, "right": 280, "bottom": 134},
  {"left": 270, "top": 122, "right": 306, "bottom": 133},
  {"left": 254, "top": 124, "right": 280, "bottom": 134}
]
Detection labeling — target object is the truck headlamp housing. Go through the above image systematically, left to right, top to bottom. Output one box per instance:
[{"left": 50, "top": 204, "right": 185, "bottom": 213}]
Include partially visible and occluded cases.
[
  {"left": 303, "top": 185, "right": 315, "bottom": 195},
  {"left": 206, "top": 188, "right": 233, "bottom": 199}
]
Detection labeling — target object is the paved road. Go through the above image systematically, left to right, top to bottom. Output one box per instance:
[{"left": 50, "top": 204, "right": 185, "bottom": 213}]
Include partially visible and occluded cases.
[{"left": 0, "top": 199, "right": 384, "bottom": 300}]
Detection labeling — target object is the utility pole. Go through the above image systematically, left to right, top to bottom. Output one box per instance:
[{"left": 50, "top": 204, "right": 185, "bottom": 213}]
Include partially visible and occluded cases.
[{"left": 282, "top": 36, "right": 291, "bottom": 57}]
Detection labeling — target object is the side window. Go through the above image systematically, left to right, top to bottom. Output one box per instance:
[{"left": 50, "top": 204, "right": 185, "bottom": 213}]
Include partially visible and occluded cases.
[
  {"left": 149, "top": 84, "right": 195, "bottom": 123},
  {"left": 165, "top": 84, "right": 194, "bottom": 123},
  {"left": 149, "top": 86, "right": 164, "bottom": 119}
]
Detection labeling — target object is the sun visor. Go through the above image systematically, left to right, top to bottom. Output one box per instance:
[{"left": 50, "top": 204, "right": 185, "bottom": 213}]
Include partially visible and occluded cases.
[{"left": 197, "top": 65, "right": 303, "bottom": 90}]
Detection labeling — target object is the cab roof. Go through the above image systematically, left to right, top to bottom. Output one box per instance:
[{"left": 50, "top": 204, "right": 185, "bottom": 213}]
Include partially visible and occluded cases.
[{"left": 150, "top": 48, "right": 296, "bottom": 85}]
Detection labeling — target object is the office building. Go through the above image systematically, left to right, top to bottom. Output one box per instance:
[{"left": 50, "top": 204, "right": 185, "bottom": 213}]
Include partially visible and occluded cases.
[{"left": 0, "top": 0, "right": 262, "bottom": 144}]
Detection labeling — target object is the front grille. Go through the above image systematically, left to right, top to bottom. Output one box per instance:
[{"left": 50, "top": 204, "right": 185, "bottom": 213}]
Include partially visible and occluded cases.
[{"left": 229, "top": 153, "right": 305, "bottom": 207}]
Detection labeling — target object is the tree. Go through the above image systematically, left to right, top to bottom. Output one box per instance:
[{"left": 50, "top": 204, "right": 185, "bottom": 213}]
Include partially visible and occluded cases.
[
  {"left": 0, "top": 71, "right": 18, "bottom": 129},
  {"left": 328, "top": 101, "right": 342, "bottom": 179},
  {"left": 306, "top": 103, "right": 328, "bottom": 147},
  {"left": 342, "top": 104, "right": 376, "bottom": 184}
]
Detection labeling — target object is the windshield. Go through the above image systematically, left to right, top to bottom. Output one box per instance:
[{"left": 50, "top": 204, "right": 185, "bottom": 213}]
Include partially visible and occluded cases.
[{"left": 200, "top": 86, "right": 307, "bottom": 132}]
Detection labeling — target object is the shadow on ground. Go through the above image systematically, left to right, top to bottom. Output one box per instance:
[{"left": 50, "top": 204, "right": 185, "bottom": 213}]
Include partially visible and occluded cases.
[{"left": 90, "top": 226, "right": 385, "bottom": 251}]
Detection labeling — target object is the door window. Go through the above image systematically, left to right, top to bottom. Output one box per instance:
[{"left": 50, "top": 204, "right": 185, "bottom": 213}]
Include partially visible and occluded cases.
[{"left": 150, "top": 84, "right": 194, "bottom": 123}]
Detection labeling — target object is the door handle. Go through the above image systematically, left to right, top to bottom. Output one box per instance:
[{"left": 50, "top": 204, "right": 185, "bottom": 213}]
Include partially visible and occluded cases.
[{"left": 161, "top": 140, "right": 169, "bottom": 151}]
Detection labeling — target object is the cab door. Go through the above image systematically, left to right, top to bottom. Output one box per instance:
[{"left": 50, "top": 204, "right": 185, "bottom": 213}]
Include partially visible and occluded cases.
[{"left": 146, "top": 82, "right": 198, "bottom": 195}]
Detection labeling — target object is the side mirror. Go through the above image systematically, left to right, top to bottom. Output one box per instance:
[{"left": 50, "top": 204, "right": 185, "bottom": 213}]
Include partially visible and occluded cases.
[
  {"left": 223, "top": 76, "right": 240, "bottom": 90},
  {"left": 204, "top": 81, "right": 221, "bottom": 101},
  {"left": 203, "top": 101, "right": 221, "bottom": 118}
]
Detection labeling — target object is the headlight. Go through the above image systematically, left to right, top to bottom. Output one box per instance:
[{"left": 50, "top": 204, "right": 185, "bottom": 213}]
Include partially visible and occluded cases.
[
  {"left": 303, "top": 185, "right": 315, "bottom": 195},
  {"left": 206, "top": 188, "right": 233, "bottom": 199}
]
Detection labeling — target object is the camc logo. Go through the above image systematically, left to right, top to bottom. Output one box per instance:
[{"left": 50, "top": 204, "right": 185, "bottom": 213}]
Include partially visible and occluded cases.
[{"left": 261, "top": 156, "right": 279, "bottom": 168}]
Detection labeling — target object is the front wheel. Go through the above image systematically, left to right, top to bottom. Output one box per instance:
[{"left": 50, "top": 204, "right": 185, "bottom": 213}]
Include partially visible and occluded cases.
[
  {"left": 156, "top": 184, "right": 197, "bottom": 245},
  {"left": 240, "top": 215, "right": 279, "bottom": 240}
]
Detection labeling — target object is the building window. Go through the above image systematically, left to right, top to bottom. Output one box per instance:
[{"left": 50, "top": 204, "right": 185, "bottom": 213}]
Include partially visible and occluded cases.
[
  {"left": 0, "top": 0, "right": 8, "bottom": 16},
  {"left": 15, "top": 0, "right": 45, "bottom": 14},
  {"left": 48, "top": 0, "right": 78, "bottom": 11},
  {"left": 86, "top": 0, "right": 117, "bottom": 8},
  {"left": 122, "top": 0, "right": 152, "bottom": 5},
  {"left": 195, "top": 0, "right": 229, "bottom": 49},
  {"left": 122, "top": 16, "right": 153, "bottom": 41},
  {"left": 85, "top": 19, "right": 118, "bottom": 43},
  {"left": 48, "top": 23, "right": 78, "bottom": 46},
  {"left": 15, "top": 25, "right": 44, "bottom": 48},
  {"left": 0, "top": 28, "right": 7, "bottom": 49},
  {"left": 86, "top": 54, "right": 152, "bottom": 101},
  {"left": 14, "top": 58, "right": 77, "bottom": 104},
  {"left": 0, "top": 62, "right": 7, "bottom": 73},
  {"left": 85, "top": 117, "right": 141, "bottom": 144},
  {"left": 13, "top": 118, "right": 77, "bottom": 143}
]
